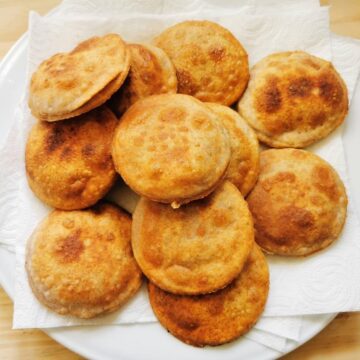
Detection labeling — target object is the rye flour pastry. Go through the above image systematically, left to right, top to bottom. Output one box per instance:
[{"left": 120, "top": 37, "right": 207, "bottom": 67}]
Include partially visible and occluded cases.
[
  {"left": 153, "top": 20, "right": 249, "bottom": 105},
  {"left": 29, "top": 34, "right": 130, "bottom": 121},
  {"left": 109, "top": 43, "right": 177, "bottom": 117},
  {"left": 238, "top": 51, "right": 348, "bottom": 148},
  {"left": 112, "top": 94, "right": 231, "bottom": 208},
  {"left": 206, "top": 103, "right": 259, "bottom": 196},
  {"left": 26, "top": 106, "right": 117, "bottom": 210},
  {"left": 247, "top": 149, "right": 347, "bottom": 256},
  {"left": 132, "top": 181, "right": 254, "bottom": 295},
  {"left": 26, "top": 203, "right": 142, "bottom": 318},
  {"left": 148, "top": 245, "right": 269, "bottom": 347}
]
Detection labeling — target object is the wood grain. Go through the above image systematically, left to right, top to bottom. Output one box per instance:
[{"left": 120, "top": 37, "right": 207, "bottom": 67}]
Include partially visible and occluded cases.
[
  {"left": 0, "top": 0, "right": 359, "bottom": 359},
  {"left": 0, "top": 289, "right": 81, "bottom": 360}
]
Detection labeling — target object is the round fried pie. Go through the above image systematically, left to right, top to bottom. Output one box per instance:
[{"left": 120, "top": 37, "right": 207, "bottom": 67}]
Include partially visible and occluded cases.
[
  {"left": 153, "top": 20, "right": 249, "bottom": 105},
  {"left": 29, "top": 34, "right": 130, "bottom": 121},
  {"left": 109, "top": 43, "right": 177, "bottom": 117},
  {"left": 238, "top": 51, "right": 348, "bottom": 148},
  {"left": 112, "top": 94, "right": 231, "bottom": 208},
  {"left": 206, "top": 103, "right": 259, "bottom": 196},
  {"left": 26, "top": 106, "right": 117, "bottom": 210},
  {"left": 247, "top": 149, "right": 347, "bottom": 256},
  {"left": 132, "top": 181, "right": 254, "bottom": 295},
  {"left": 26, "top": 203, "right": 142, "bottom": 318},
  {"left": 148, "top": 245, "right": 269, "bottom": 347}
]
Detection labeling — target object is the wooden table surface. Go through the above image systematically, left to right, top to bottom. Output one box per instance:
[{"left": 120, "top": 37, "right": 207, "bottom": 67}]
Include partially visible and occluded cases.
[{"left": 0, "top": 0, "right": 359, "bottom": 359}]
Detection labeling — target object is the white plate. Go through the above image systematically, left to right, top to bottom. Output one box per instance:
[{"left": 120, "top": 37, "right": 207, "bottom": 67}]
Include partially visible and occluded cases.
[{"left": 1, "top": 6, "right": 360, "bottom": 360}]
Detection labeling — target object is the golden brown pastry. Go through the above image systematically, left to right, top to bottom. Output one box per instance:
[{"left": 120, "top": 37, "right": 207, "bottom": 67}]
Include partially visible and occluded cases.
[
  {"left": 153, "top": 20, "right": 249, "bottom": 105},
  {"left": 29, "top": 34, "right": 130, "bottom": 121},
  {"left": 109, "top": 43, "right": 177, "bottom": 117},
  {"left": 238, "top": 51, "right": 348, "bottom": 148},
  {"left": 111, "top": 94, "right": 231, "bottom": 208},
  {"left": 206, "top": 103, "right": 259, "bottom": 196},
  {"left": 26, "top": 106, "right": 117, "bottom": 210},
  {"left": 247, "top": 149, "right": 347, "bottom": 256},
  {"left": 132, "top": 181, "right": 254, "bottom": 295},
  {"left": 26, "top": 203, "right": 142, "bottom": 318},
  {"left": 148, "top": 245, "right": 269, "bottom": 347}
]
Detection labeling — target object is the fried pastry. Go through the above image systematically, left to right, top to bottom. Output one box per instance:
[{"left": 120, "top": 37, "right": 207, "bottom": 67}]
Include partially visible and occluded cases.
[
  {"left": 153, "top": 20, "right": 249, "bottom": 105},
  {"left": 29, "top": 34, "right": 130, "bottom": 121},
  {"left": 109, "top": 43, "right": 177, "bottom": 117},
  {"left": 238, "top": 51, "right": 348, "bottom": 148},
  {"left": 112, "top": 94, "right": 231, "bottom": 207},
  {"left": 206, "top": 103, "right": 259, "bottom": 196},
  {"left": 26, "top": 106, "right": 117, "bottom": 210},
  {"left": 247, "top": 149, "right": 347, "bottom": 256},
  {"left": 132, "top": 181, "right": 254, "bottom": 295},
  {"left": 26, "top": 203, "right": 142, "bottom": 318},
  {"left": 148, "top": 245, "right": 269, "bottom": 347}
]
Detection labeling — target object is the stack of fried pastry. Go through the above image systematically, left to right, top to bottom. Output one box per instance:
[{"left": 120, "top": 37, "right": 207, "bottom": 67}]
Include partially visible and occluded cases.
[{"left": 24, "top": 20, "right": 348, "bottom": 347}]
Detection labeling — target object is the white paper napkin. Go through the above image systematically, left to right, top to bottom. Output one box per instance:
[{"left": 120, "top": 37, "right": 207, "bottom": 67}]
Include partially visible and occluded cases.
[
  {"left": 0, "top": 0, "right": 358, "bottom": 354},
  {"left": 59, "top": 0, "right": 321, "bottom": 16},
  {"left": 245, "top": 329, "right": 287, "bottom": 352}
]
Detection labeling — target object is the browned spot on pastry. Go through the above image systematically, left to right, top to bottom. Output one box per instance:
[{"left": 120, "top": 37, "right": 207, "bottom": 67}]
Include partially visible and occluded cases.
[
  {"left": 209, "top": 47, "right": 225, "bottom": 62},
  {"left": 45, "top": 58, "right": 77, "bottom": 79},
  {"left": 177, "top": 70, "right": 198, "bottom": 95},
  {"left": 318, "top": 74, "right": 344, "bottom": 106},
  {"left": 288, "top": 77, "right": 312, "bottom": 97},
  {"left": 256, "top": 78, "right": 282, "bottom": 113},
  {"left": 58, "top": 79, "right": 76, "bottom": 90},
  {"left": 160, "top": 106, "right": 186, "bottom": 123},
  {"left": 310, "top": 112, "right": 327, "bottom": 126},
  {"left": 45, "top": 126, "right": 65, "bottom": 153},
  {"left": 82, "top": 144, "right": 95, "bottom": 157},
  {"left": 60, "top": 146, "right": 72, "bottom": 160},
  {"left": 166, "top": 146, "right": 190, "bottom": 161},
  {"left": 291, "top": 149, "right": 308, "bottom": 159},
  {"left": 99, "top": 154, "right": 114, "bottom": 170},
  {"left": 312, "top": 165, "right": 340, "bottom": 201},
  {"left": 149, "top": 169, "right": 163, "bottom": 180},
  {"left": 262, "top": 171, "right": 296, "bottom": 191},
  {"left": 275, "top": 172, "right": 296, "bottom": 183},
  {"left": 310, "top": 195, "right": 323, "bottom": 206},
  {"left": 256, "top": 204, "right": 315, "bottom": 248},
  {"left": 281, "top": 205, "right": 315, "bottom": 230},
  {"left": 212, "top": 210, "right": 231, "bottom": 228},
  {"left": 196, "top": 225, "right": 206, "bottom": 237},
  {"left": 55, "top": 229, "right": 83, "bottom": 263},
  {"left": 107, "top": 233, "right": 115, "bottom": 242},
  {"left": 143, "top": 240, "right": 164, "bottom": 267},
  {"left": 207, "top": 297, "right": 225, "bottom": 316},
  {"left": 168, "top": 310, "right": 200, "bottom": 331}
]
